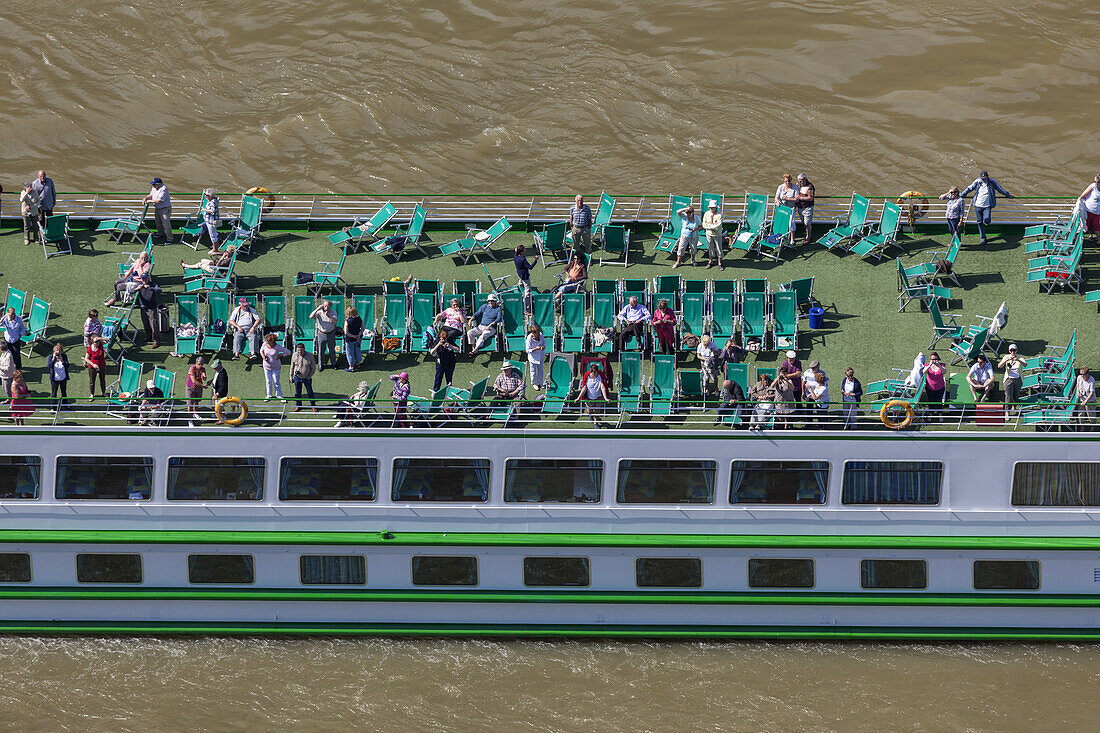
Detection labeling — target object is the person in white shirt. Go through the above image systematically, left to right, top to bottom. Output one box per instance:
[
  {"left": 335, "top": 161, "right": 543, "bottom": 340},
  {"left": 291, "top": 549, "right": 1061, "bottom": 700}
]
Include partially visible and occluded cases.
[
  {"left": 775, "top": 173, "right": 798, "bottom": 209},
  {"left": 1078, "top": 174, "right": 1100, "bottom": 243},
  {"left": 142, "top": 177, "right": 173, "bottom": 243},
  {"left": 701, "top": 199, "right": 724, "bottom": 270},
  {"left": 673, "top": 205, "right": 700, "bottom": 269},
  {"left": 616, "top": 296, "right": 651, "bottom": 351},
  {"left": 229, "top": 297, "right": 261, "bottom": 360},
  {"left": 311, "top": 300, "right": 338, "bottom": 370},
  {"left": 525, "top": 325, "right": 547, "bottom": 389},
  {"left": 696, "top": 334, "right": 721, "bottom": 391},
  {"left": 998, "top": 344, "right": 1025, "bottom": 410},
  {"left": 967, "top": 354, "right": 995, "bottom": 402},
  {"left": 804, "top": 362, "right": 830, "bottom": 426},
  {"left": 1076, "top": 367, "right": 1096, "bottom": 428}
]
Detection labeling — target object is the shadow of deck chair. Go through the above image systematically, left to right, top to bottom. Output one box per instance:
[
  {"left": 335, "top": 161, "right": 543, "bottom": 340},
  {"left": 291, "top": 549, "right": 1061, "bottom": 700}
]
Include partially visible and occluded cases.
[
  {"left": 817, "top": 193, "right": 869, "bottom": 251},
  {"left": 730, "top": 194, "right": 768, "bottom": 253},
  {"left": 223, "top": 195, "right": 263, "bottom": 255},
  {"left": 654, "top": 195, "right": 692, "bottom": 257},
  {"left": 850, "top": 201, "right": 901, "bottom": 260},
  {"left": 96, "top": 202, "right": 151, "bottom": 246},
  {"left": 329, "top": 202, "right": 397, "bottom": 253},
  {"left": 375, "top": 203, "right": 429, "bottom": 260},
  {"left": 758, "top": 205, "right": 794, "bottom": 261},
  {"left": 40, "top": 214, "right": 72, "bottom": 258},
  {"left": 533, "top": 221, "right": 569, "bottom": 267},
  {"left": 599, "top": 225, "right": 629, "bottom": 267},
  {"left": 897, "top": 259, "right": 951, "bottom": 313},
  {"left": 203, "top": 292, "right": 231, "bottom": 354},
  {"left": 559, "top": 293, "right": 586, "bottom": 353},
  {"left": 173, "top": 294, "right": 202, "bottom": 356},
  {"left": 352, "top": 295, "right": 376, "bottom": 354},
  {"left": 19, "top": 296, "right": 50, "bottom": 358},
  {"left": 616, "top": 351, "right": 643, "bottom": 427},
  {"left": 650, "top": 354, "right": 675, "bottom": 416},
  {"left": 105, "top": 358, "right": 143, "bottom": 418}
]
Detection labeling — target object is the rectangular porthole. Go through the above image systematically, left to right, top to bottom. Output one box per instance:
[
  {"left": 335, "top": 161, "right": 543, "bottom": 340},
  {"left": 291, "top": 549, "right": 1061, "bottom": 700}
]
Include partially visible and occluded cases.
[
  {"left": 0, "top": 456, "right": 42, "bottom": 499},
  {"left": 56, "top": 456, "right": 153, "bottom": 500},
  {"left": 167, "top": 457, "right": 265, "bottom": 501},
  {"left": 280, "top": 458, "right": 379, "bottom": 501},
  {"left": 392, "top": 459, "right": 490, "bottom": 502},
  {"left": 504, "top": 460, "right": 603, "bottom": 503},
  {"left": 617, "top": 460, "right": 716, "bottom": 504},
  {"left": 729, "top": 460, "right": 828, "bottom": 504},
  {"left": 842, "top": 461, "right": 942, "bottom": 505},
  {"left": 1012, "top": 463, "right": 1100, "bottom": 506},
  {"left": 0, "top": 553, "right": 31, "bottom": 582},
  {"left": 76, "top": 553, "right": 143, "bottom": 584},
  {"left": 188, "top": 554, "right": 255, "bottom": 585},
  {"left": 299, "top": 555, "right": 366, "bottom": 585},
  {"left": 411, "top": 556, "right": 478, "bottom": 586},
  {"left": 523, "top": 557, "right": 591, "bottom": 587},
  {"left": 635, "top": 558, "right": 702, "bottom": 588},
  {"left": 747, "top": 558, "right": 815, "bottom": 588},
  {"left": 860, "top": 559, "right": 928, "bottom": 589},
  {"left": 973, "top": 560, "right": 1040, "bottom": 590}
]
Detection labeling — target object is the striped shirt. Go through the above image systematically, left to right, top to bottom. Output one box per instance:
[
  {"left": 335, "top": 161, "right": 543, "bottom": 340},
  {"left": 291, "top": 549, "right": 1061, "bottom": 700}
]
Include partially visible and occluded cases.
[{"left": 569, "top": 204, "right": 593, "bottom": 228}]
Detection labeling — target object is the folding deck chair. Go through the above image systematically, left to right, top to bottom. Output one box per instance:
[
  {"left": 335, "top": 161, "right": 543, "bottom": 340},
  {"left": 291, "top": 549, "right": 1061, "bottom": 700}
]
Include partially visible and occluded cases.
[
  {"left": 179, "top": 191, "right": 210, "bottom": 249},
  {"left": 817, "top": 193, "right": 869, "bottom": 250},
  {"left": 730, "top": 194, "right": 768, "bottom": 252},
  {"left": 223, "top": 195, "right": 263, "bottom": 254},
  {"left": 654, "top": 195, "right": 692, "bottom": 256},
  {"left": 850, "top": 201, "right": 901, "bottom": 260},
  {"left": 96, "top": 202, "right": 151, "bottom": 246},
  {"left": 328, "top": 202, "right": 397, "bottom": 252},
  {"left": 377, "top": 203, "right": 430, "bottom": 259},
  {"left": 758, "top": 205, "right": 795, "bottom": 261},
  {"left": 39, "top": 214, "right": 72, "bottom": 258},
  {"left": 440, "top": 216, "right": 511, "bottom": 263},
  {"left": 533, "top": 221, "right": 569, "bottom": 267},
  {"left": 599, "top": 225, "right": 629, "bottom": 267},
  {"left": 299, "top": 245, "right": 349, "bottom": 298},
  {"left": 897, "top": 259, "right": 952, "bottom": 313},
  {"left": 778, "top": 277, "right": 815, "bottom": 311},
  {"left": 710, "top": 281, "right": 736, "bottom": 343},
  {"left": 4, "top": 286, "right": 27, "bottom": 319},
  {"left": 591, "top": 291, "right": 617, "bottom": 354},
  {"left": 741, "top": 291, "right": 768, "bottom": 351},
  {"left": 772, "top": 291, "right": 799, "bottom": 350},
  {"left": 203, "top": 292, "right": 231, "bottom": 353},
  {"left": 501, "top": 292, "right": 527, "bottom": 353},
  {"left": 679, "top": 292, "right": 707, "bottom": 351},
  {"left": 559, "top": 293, "right": 586, "bottom": 353},
  {"left": 381, "top": 294, "right": 408, "bottom": 353},
  {"left": 409, "top": 294, "right": 436, "bottom": 353},
  {"left": 173, "top": 295, "right": 202, "bottom": 356},
  {"left": 263, "top": 295, "right": 288, "bottom": 347},
  {"left": 352, "top": 295, "right": 376, "bottom": 354},
  {"left": 19, "top": 296, "right": 50, "bottom": 358},
  {"left": 616, "top": 352, "right": 643, "bottom": 426},
  {"left": 650, "top": 354, "right": 675, "bottom": 416},
  {"left": 541, "top": 355, "right": 573, "bottom": 415},
  {"left": 105, "top": 358, "right": 143, "bottom": 419}
]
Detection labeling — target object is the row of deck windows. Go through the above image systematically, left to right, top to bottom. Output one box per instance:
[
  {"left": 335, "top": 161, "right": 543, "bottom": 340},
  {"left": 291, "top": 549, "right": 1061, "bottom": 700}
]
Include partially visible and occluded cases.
[
  {"left": 1, "top": 456, "right": 1098, "bottom": 506},
  {"left": 0, "top": 553, "right": 1042, "bottom": 590}
]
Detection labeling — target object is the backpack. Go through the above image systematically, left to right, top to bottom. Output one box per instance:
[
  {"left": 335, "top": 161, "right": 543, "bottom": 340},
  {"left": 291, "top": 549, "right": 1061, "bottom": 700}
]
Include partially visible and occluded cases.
[
  {"left": 295, "top": 271, "right": 314, "bottom": 285},
  {"left": 211, "top": 319, "right": 226, "bottom": 335},
  {"left": 422, "top": 325, "right": 437, "bottom": 349},
  {"left": 681, "top": 333, "right": 700, "bottom": 349}
]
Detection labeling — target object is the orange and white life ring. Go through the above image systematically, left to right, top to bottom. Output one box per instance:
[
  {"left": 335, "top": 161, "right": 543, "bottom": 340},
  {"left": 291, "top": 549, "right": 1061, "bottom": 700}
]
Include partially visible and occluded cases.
[
  {"left": 246, "top": 186, "right": 275, "bottom": 214},
  {"left": 897, "top": 191, "right": 929, "bottom": 220},
  {"left": 215, "top": 395, "right": 248, "bottom": 426},
  {"left": 880, "top": 399, "right": 915, "bottom": 430}
]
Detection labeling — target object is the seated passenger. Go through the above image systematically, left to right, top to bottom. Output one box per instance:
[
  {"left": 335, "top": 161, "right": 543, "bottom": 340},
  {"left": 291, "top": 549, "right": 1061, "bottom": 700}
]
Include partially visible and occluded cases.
[
  {"left": 180, "top": 244, "right": 235, "bottom": 275},
  {"left": 105, "top": 250, "right": 152, "bottom": 307},
  {"left": 551, "top": 252, "right": 588, "bottom": 303},
  {"left": 466, "top": 292, "right": 502, "bottom": 356},
  {"left": 616, "top": 295, "right": 650, "bottom": 351},
  {"left": 434, "top": 298, "right": 466, "bottom": 343},
  {"left": 651, "top": 299, "right": 677, "bottom": 355},
  {"left": 696, "top": 334, "right": 721, "bottom": 391},
  {"left": 720, "top": 336, "right": 747, "bottom": 367},
  {"left": 967, "top": 353, "right": 994, "bottom": 402},
  {"left": 491, "top": 361, "right": 525, "bottom": 402},
  {"left": 748, "top": 373, "right": 775, "bottom": 429},
  {"left": 137, "top": 378, "right": 167, "bottom": 426},
  {"left": 715, "top": 379, "right": 745, "bottom": 426},
  {"left": 335, "top": 380, "right": 373, "bottom": 428}
]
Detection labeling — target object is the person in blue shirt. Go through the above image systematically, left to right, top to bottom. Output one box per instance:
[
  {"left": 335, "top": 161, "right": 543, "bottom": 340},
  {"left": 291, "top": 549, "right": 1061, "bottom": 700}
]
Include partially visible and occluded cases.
[
  {"left": 960, "top": 170, "right": 1013, "bottom": 245},
  {"left": 513, "top": 244, "right": 538, "bottom": 300},
  {"left": 466, "top": 292, "right": 503, "bottom": 355},
  {"left": 1, "top": 307, "right": 27, "bottom": 371}
]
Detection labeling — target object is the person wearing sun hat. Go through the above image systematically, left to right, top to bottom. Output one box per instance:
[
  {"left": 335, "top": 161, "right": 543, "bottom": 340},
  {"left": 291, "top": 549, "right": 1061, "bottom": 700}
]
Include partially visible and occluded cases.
[
  {"left": 142, "top": 177, "right": 174, "bottom": 243},
  {"left": 702, "top": 198, "right": 724, "bottom": 270},
  {"left": 998, "top": 344, "right": 1025, "bottom": 410},
  {"left": 779, "top": 350, "right": 804, "bottom": 409},
  {"left": 492, "top": 360, "right": 525, "bottom": 401},
  {"left": 389, "top": 371, "right": 411, "bottom": 427}
]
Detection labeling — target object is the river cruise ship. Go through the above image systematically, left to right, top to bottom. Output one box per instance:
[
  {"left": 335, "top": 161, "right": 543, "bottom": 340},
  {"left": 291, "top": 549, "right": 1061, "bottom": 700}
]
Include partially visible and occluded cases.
[{"left": 0, "top": 188, "right": 1096, "bottom": 639}]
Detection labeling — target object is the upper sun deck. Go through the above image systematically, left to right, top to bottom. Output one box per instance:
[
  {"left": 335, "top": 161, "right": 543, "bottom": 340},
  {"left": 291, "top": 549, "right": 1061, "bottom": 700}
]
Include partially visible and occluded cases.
[{"left": 0, "top": 189, "right": 1094, "bottom": 432}]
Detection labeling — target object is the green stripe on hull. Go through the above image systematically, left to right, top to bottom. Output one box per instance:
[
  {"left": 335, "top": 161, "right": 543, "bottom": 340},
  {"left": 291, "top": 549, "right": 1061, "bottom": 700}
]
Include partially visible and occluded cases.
[{"left": 3, "top": 530, "right": 1100, "bottom": 550}]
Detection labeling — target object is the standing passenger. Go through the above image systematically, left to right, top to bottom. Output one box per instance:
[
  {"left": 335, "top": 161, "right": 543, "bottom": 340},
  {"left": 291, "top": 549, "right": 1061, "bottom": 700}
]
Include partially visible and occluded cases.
[
  {"left": 31, "top": 170, "right": 56, "bottom": 226},
  {"left": 960, "top": 170, "right": 1012, "bottom": 245},
  {"left": 775, "top": 173, "right": 798, "bottom": 209},
  {"left": 795, "top": 173, "right": 815, "bottom": 245},
  {"left": 1078, "top": 174, "right": 1100, "bottom": 243},
  {"left": 142, "top": 177, "right": 174, "bottom": 243},
  {"left": 19, "top": 182, "right": 40, "bottom": 246},
  {"left": 938, "top": 186, "right": 965, "bottom": 239},
  {"left": 200, "top": 189, "right": 220, "bottom": 247},
  {"left": 568, "top": 195, "right": 593, "bottom": 254},
  {"left": 702, "top": 198, "right": 724, "bottom": 270},
  {"left": 672, "top": 204, "right": 700, "bottom": 269},
  {"left": 525, "top": 324, "right": 546, "bottom": 389},
  {"left": 259, "top": 333, "right": 291, "bottom": 400},
  {"left": 290, "top": 343, "right": 318, "bottom": 412},
  {"left": 998, "top": 345, "right": 1024, "bottom": 411},
  {"left": 840, "top": 367, "right": 862, "bottom": 430},
  {"left": 1076, "top": 367, "right": 1096, "bottom": 430}
]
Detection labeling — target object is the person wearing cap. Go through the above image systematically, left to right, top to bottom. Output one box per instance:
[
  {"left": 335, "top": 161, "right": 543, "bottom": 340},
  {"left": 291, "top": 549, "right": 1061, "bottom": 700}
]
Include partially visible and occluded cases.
[
  {"left": 31, "top": 170, "right": 55, "bottom": 226},
  {"left": 960, "top": 170, "right": 1012, "bottom": 245},
  {"left": 794, "top": 173, "right": 815, "bottom": 245},
  {"left": 1078, "top": 174, "right": 1100, "bottom": 243},
  {"left": 142, "top": 177, "right": 173, "bottom": 243},
  {"left": 20, "top": 182, "right": 40, "bottom": 246},
  {"left": 938, "top": 186, "right": 965, "bottom": 239},
  {"left": 200, "top": 188, "right": 220, "bottom": 247},
  {"left": 567, "top": 195, "right": 593, "bottom": 253},
  {"left": 701, "top": 198, "right": 724, "bottom": 270},
  {"left": 672, "top": 204, "right": 701, "bottom": 269},
  {"left": 134, "top": 273, "right": 161, "bottom": 348},
  {"left": 467, "top": 292, "right": 503, "bottom": 355},
  {"left": 229, "top": 296, "right": 261, "bottom": 360},
  {"left": 310, "top": 300, "right": 339, "bottom": 371},
  {"left": 290, "top": 343, "right": 317, "bottom": 412},
  {"left": 998, "top": 345, "right": 1025, "bottom": 410},
  {"left": 779, "top": 350, "right": 803, "bottom": 408},
  {"left": 966, "top": 354, "right": 995, "bottom": 402},
  {"left": 185, "top": 356, "right": 207, "bottom": 425},
  {"left": 209, "top": 359, "right": 229, "bottom": 421},
  {"left": 491, "top": 361, "right": 525, "bottom": 402},
  {"left": 1075, "top": 367, "right": 1095, "bottom": 429},
  {"left": 389, "top": 372, "right": 411, "bottom": 427},
  {"left": 137, "top": 378, "right": 166, "bottom": 426},
  {"left": 335, "top": 380, "right": 374, "bottom": 428}
]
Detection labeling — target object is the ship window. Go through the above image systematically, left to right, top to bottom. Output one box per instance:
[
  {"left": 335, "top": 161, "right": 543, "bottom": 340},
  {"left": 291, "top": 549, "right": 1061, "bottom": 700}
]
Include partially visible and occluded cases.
[
  {"left": 0, "top": 456, "right": 41, "bottom": 499},
  {"left": 55, "top": 456, "right": 153, "bottom": 500},
  {"left": 167, "top": 457, "right": 264, "bottom": 501},
  {"left": 280, "top": 458, "right": 378, "bottom": 502},
  {"left": 391, "top": 459, "right": 490, "bottom": 502},
  {"left": 504, "top": 460, "right": 602, "bottom": 503},
  {"left": 617, "top": 460, "right": 715, "bottom": 504},
  {"left": 730, "top": 460, "right": 828, "bottom": 504},
  {"left": 841, "top": 461, "right": 942, "bottom": 505},
  {"left": 1011, "top": 463, "right": 1100, "bottom": 506},
  {"left": 0, "top": 553, "right": 31, "bottom": 582},
  {"left": 76, "top": 553, "right": 143, "bottom": 584},
  {"left": 188, "top": 554, "right": 255, "bottom": 584},
  {"left": 299, "top": 555, "right": 366, "bottom": 585},
  {"left": 411, "top": 556, "right": 478, "bottom": 586},
  {"left": 523, "top": 557, "right": 591, "bottom": 587},
  {"left": 635, "top": 558, "right": 703, "bottom": 588},
  {"left": 747, "top": 558, "right": 815, "bottom": 588},
  {"left": 861, "top": 559, "right": 927, "bottom": 589},
  {"left": 973, "top": 560, "right": 1040, "bottom": 590}
]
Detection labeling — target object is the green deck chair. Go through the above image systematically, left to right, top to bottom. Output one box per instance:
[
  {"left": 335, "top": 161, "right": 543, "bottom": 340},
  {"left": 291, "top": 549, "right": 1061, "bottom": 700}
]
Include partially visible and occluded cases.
[
  {"left": 179, "top": 192, "right": 210, "bottom": 249},
  {"left": 700, "top": 192, "right": 724, "bottom": 215},
  {"left": 817, "top": 193, "right": 869, "bottom": 250},
  {"left": 731, "top": 194, "right": 768, "bottom": 252},
  {"left": 223, "top": 195, "right": 263, "bottom": 254},
  {"left": 655, "top": 195, "right": 692, "bottom": 255},
  {"left": 850, "top": 201, "right": 901, "bottom": 260},
  {"left": 96, "top": 202, "right": 151, "bottom": 246},
  {"left": 328, "top": 202, "right": 396, "bottom": 252},
  {"left": 381, "top": 203, "right": 429, "bottom": 259},
  {"left": 758, "top": 205, "right": 794, "bottom": 261},
  {"left": 1023, "top": 206, "right": 1079, "bottom": 240},
  {"left": 40, "top": 213, "right": 72, "bottom": 258},
  {"left": 441, "top": 216, "right": 510, "bottom": 263},
  {"left": 1024, "top": 219, "right": 1080, "bottom": 254},
  {"left": 533, "top": 221, "right": 569, "bottom": 267},
  {"left": 599, "top": 224, "right": 629, "bottom": 267},
  {"left": 907, "top": 236, "right": 962, "bottom": 287},
  {"left": 118, "top": 239, "right": 155, "bottom": 277},
  {"left": 302, "top": 244, "right": 349, "bottom": 298},
  {"left": 184, "top": 248, "right": 238, "bottom": 294},
  {"left": 897, "top": 259, "right": 952, "bottom": 313},
  {"left": 654, "top": 275, "right": 681, "bottom": 310},
  {"left": 779, "top": 277, "right": 815, "bottom": 311},
  {"left": 593, "top": 278, "right": 618, "bottom": 297},
  {"left": 621, "top": 278, "right": 648, "bottom": 308},
  {"left": 742, "top": 278, "right": 768, "bottom": 295},
  {"left": 414, "top": 279, "right": 443, "bottom": 308},
  {"left": 453, "top": 280, "right": 480, "bottom": 313},
  {"left": 710, "top": 285, "right": 736, "bottom": 342},
  {"left": 4, "top": 286, "right": 27, "bottom": 319},
  {"left": 591, "top": 291, "right": 616, "bottom": 353},
  {"left": 741, "top": 291, "right": 767, "bottom": 350},
  {"left": 772, "top": 291, "right": 799, "bottom": 350},
  {"left": 203, "top": 292, "right": 231, "bottom": 353},
  {"left": 501, "top": 292, "right": 526, "bottom": 353},
  {"left": 679, "top": 292, "right": 706, "bottom": 351},
  {"left": 530, "top": 293, "right": 555, "bottom": 340},
  {"left": 560, "top": 293, "right": 586, "bottom": 353},
  {"left": 174, "top": 294, "right": 202, "bottom": 356},
  {"left": 382, "top": 294, "right": 408, "bottom": 353},
  {"left": 409, "top": 294, "right": 436, "bottom": 353},
  {"left": 263, "top": 295, "right": 287, "bottom": 347},
  {"left": 292, "top": 295, "right": 316, "bottom": 354},
  {"left": 352, "top": 295, "right": 376, "bottom": 354},
  {"left": 19, "top": 296, "right": 49, "bottom": 357},
  {"left": 927, "top": 299, "right": 964, "bottom": 349},
  {"left": 101, "top": 310, "right": 132, "bottom": 366},
  {"left": 949, "top": 326, "right": 988, "bottom": 365},
  {"left": 1024, "top": 330, "right": 1075, "bottom": 373},
  {"left": 617, "top": 352, "right": 643, "bottom": 425},
  {"left": 650, "top": 354, "right": 675, "bottom": 416},
  {"left": 542, "top": 355, "right": 573, "bottom": 415},
  {"left": 105, "top": 358, "right": 143, "bottom": 418},
  {"left": 724, "top": 362, "right": 749, "bottom": 394},
  {"left": 151, "top": 366, "right": 176, "bottom": 425},
  {"left": 678, "top": 369, "right": 706, "bottom": 412},
  {"left": 445, "top": 376, "right": 489, "bottom": 419},
  {"left": 408, "top": 387, "right": 447, "bottom": 426}
]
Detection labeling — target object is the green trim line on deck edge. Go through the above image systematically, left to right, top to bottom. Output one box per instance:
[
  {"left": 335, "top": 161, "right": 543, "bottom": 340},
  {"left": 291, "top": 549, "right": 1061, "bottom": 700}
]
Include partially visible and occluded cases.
[
  {"left": 3, "top": 530, "right": 1100, "bottom": 550},
  {"left": 2, "top": 587, "right": 1099, "bottom": 607},
  {"left": 0, "top": 621, "right": 1096, "bottom": 640}
]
